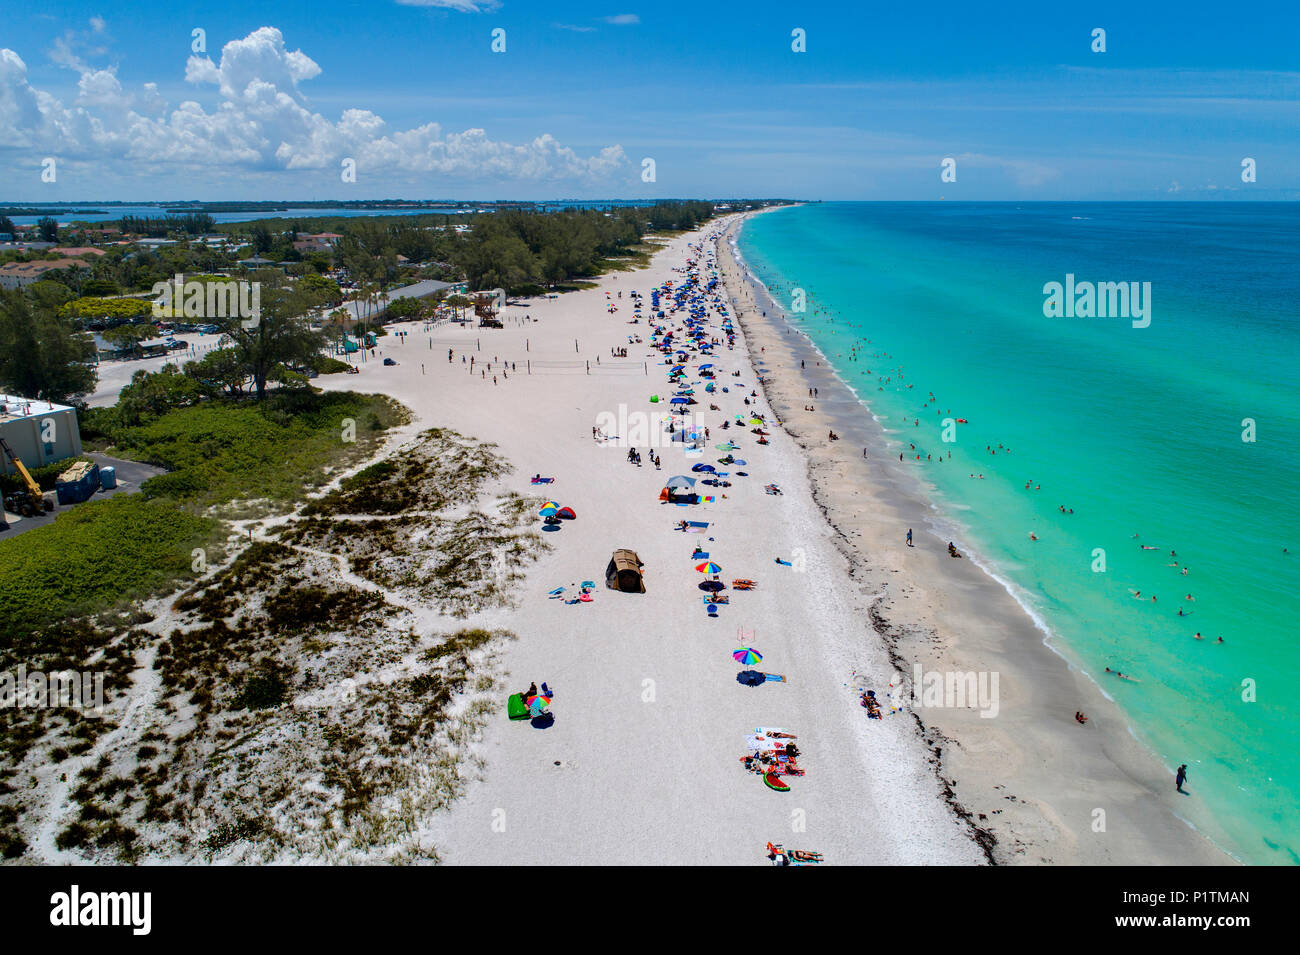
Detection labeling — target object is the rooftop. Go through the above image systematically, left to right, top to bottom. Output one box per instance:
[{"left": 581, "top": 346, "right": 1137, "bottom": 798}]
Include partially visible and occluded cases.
[{"left": 0, "top": 393, "right": 74, "bottom": 424}]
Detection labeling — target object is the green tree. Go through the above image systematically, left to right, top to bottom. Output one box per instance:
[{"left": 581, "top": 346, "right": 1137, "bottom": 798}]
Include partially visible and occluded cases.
[
  {"left": 36, "top": 216, "right": 59, "bottom": 242},
  {"left": 250, "top": 224, "right": 274, "bottom": 256},
  {"left": 297, "top": 273, "right": 341, "bottom": 306},
  {"left": 81, "top": 279, "right": 122, "bottom": 297},
  {"left": 218, "top": 281, "right": 324, "bottom": 400},
  {"left": 0, "top": 288, "right": 98, "bottom": 402},
  {"left": 101, "top": 324, "right": 155, "bottom": 354},
  {"left": 184, "top": 347, "right": 248, "bottom": 398},
  {"left": 117, "top": 365, "right": 206, "bottom": 424}
]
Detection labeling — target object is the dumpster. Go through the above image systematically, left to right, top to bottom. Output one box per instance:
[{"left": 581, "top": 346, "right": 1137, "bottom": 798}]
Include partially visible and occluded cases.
[{"left": 55, "top": 461, "right": 100, "bottom": 504}]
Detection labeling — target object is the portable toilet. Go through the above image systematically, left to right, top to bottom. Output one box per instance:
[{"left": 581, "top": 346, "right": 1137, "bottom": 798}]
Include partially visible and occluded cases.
[{"left": 100, "top": 466, "right": 117, "bottom": 490}]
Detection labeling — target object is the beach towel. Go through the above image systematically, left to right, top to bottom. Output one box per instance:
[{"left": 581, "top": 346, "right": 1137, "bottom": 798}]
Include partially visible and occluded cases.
[
  {"left": 530, "top": 477, "right": 555, "bottom": 484},
  {"left": 507, "top": 694, "right": 530, "bottom": 721}
]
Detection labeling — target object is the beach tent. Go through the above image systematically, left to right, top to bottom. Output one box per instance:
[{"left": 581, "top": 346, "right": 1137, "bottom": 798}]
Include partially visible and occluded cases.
[
  {"left": 556, "top": 506, "right": 576, "bottom": 520},
  {"left": 606, "top": 549, "right": 646, "bottom": 593}
]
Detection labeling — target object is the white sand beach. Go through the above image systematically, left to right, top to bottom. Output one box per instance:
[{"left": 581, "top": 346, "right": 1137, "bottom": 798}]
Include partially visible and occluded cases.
[
  {"left": 296, "top": 210, "right": 1232, "bottom": 866},
  {"left": 307, "top": 216, "right": 982, "bottom": 865}
]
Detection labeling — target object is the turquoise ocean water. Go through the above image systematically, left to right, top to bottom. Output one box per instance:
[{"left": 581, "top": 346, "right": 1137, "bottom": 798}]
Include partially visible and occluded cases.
[{"left": 739, "top": 202, "right": 1300, "bottom": 864}]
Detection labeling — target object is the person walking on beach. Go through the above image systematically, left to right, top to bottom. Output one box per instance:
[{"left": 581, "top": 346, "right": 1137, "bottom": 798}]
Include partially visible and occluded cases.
[
  {"left": 906, "top": 528, "right": 913, "bottom": 547},
  {"left": 1175, "top": 764, "right": 1188, "bottom": 793}
]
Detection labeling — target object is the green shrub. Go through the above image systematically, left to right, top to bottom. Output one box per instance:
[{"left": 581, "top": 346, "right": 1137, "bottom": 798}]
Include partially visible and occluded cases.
[
  {"left": 0, "top": 495, "right": 214, "bottom": 641},
  {"left": 232, "top": 663, "right": 290, "bottom": 710},
  {"left": 55, "top": 822, "right": 91, "bottom": 850}
]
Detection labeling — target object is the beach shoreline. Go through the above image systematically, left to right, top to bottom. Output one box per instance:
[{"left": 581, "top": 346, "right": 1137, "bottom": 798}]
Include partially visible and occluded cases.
[
  {"left": 718, "top": 209, "right": 1234, "bottom": 865},
  {"left": 397, "top": 215, "right": 986, "bottom": 865}
]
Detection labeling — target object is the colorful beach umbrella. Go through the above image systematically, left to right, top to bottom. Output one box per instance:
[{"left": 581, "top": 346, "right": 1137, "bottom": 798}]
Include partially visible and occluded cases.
[
  {"left": 539, "top": 505, "right": 559, "bottom": 517},
  {"left": 696, "top": 561, "right": 722, "bottom": 574},
  {"left": 732, "top": 647, "right": 763, "bottom": 666}
]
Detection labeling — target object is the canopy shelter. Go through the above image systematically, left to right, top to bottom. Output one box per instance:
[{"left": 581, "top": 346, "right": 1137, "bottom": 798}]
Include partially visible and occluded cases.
[{"left": 606, "top": 549, "right": 646, "bottom": 593}]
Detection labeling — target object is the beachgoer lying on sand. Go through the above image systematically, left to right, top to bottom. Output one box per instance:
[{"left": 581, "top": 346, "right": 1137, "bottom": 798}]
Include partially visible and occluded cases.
[{"left": 1075, "top": 711, "right": 1088, "bottom": 724}]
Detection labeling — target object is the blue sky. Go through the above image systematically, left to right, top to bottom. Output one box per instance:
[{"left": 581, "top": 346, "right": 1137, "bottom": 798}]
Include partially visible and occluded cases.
[{"left": 2, "top": 0, "right": 1298, "bottom": 200}]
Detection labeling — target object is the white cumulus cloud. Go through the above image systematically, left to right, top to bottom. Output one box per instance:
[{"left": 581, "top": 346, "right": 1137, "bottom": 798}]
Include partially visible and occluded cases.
[{"left": 0, "top": 26, "right": 628, "bottom": 186}]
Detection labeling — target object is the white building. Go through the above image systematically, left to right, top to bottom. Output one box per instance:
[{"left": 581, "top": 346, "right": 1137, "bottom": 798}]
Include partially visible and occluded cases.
[{"left": 0, "top": 394, "right": 82, "bottom": 474}]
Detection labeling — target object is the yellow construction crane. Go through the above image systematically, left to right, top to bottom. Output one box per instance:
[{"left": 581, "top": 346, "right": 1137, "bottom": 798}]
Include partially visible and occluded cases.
[{"left": 0, "top": 436, "right": 54, "bottom": 518}]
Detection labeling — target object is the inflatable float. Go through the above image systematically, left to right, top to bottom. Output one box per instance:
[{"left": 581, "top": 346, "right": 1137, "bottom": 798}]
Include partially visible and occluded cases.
[{"left": 764, "top": 770, "right": 790, "bottom": 792}]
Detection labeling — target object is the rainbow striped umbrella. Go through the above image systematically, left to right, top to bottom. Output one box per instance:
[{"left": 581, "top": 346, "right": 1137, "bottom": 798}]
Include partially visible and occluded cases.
[
  {"left": 539, "top": 502, "right": 560, "bottom": 517},
  {"left": 696, "top": 561, "right": 722, "bottom": 574},
  {"left": 732, "top": 647, "right": 763, "bottom": 666}
]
